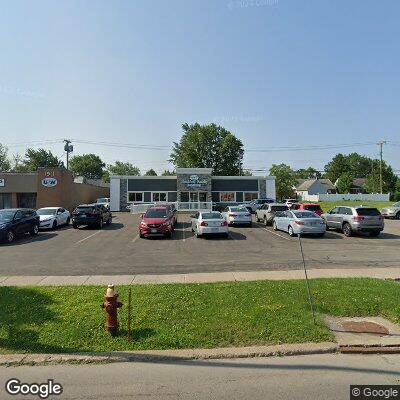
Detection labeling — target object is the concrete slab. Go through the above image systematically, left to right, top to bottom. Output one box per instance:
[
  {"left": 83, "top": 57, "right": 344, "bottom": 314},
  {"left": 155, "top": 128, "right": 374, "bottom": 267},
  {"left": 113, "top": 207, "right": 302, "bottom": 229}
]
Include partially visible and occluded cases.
[
  {"left": 184, "top": 272, "right": 235, "bottom": 283},
  {"left": 132, "top": 274, "right": 186, "bottom": 284},
  {"left": 84, "top": 275, "right": 135, "bottom": 285},
  {"left": 0, "top": 276, "right": 8, "bottom": 283},
  {"left": 1, "top": 276, "right": 46, "bottom": 286},
  {"left": 38, "top": 276, "right": 90, "bottom": 286},
  {"left": 325, "top": 316, "right": 400, "bottom": 347}
]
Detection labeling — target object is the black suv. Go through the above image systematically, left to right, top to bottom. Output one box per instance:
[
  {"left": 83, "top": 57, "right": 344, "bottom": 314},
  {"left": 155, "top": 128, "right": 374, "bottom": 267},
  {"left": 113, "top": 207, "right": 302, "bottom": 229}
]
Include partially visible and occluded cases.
[
  {"left": 72, "top": 203, "right": 112, "bottom": 229},
  {"left": 0, "top": 208, "right": 40, "bottom": 243}
]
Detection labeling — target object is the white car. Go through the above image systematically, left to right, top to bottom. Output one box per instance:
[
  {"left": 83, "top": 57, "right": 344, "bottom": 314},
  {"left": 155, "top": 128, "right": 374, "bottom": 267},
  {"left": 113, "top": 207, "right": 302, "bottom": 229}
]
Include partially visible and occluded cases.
[
  {"left": 96, "top": 197, "right": 110, "bottom": 209},
  {"left": 381, "top": 202, "right": 400, "bottom": 219},
  {"left": 221, "top": 206, "right": 252, "bottom": 226},
  {"left": 37, "top": 207, "right": 71, "bottom": 230},
  {"left": 191, "top": 211, "right": 229, "bottom": 238}
]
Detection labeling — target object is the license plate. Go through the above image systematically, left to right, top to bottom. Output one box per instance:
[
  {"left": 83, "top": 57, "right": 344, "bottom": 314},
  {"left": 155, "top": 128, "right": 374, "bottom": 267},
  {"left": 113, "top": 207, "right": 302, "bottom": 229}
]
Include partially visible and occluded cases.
[
  {"left": 210, "top": 228, "right": 219, "bottom": 233},
  {"left": 151, "top": 229, "right": 157, "bottom": 233}
]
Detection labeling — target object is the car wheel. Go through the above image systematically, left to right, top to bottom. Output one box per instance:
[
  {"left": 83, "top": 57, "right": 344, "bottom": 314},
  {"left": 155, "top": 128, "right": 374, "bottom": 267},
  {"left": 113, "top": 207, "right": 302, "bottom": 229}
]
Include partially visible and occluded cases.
[
  {"left": 396, "top": 212, "right": 400, "bottom": 220},
  {"left": 255, "top": 215, "right": 260, "bottom": 222},
  {"left": 106, "top": 216, "right": 112, "bottom": 225},
  {"left": 66, "top": 217, "right": 70, "bottom": 226},
  {"left": 264, "top": 217, "right": 268, "bottom": 226},
  {"left": 98, "top": 219, "right": 103, "bottom": 229},
  {"left": 52, "top": 220, "right": 58, "bottom": 230},
  {"left": 273, "top": 221, "right": 278, "bottom": 231},
  {"left": 248, "top": 222, "right": 252, "bottom": 227},
  {"left": 342, "top": 223, "right": 352, "bottom": 237},
  {"left": 30, "top": 224, "right": 39, "bottom": 236},
  {"left": 288, "top": 225, "right": 295, "bottom": 237},
  {"left": 195, "top": 229, "right": 201, "bottom": 238},
  {"left": 6, "top": 230, "right": 15, "bottom": 243},
  {"left": 369, "top": 230, "right": 380, "bottom": 237},
  {"left": 317, "top": 233, "right": 325, "bottom": 237}
]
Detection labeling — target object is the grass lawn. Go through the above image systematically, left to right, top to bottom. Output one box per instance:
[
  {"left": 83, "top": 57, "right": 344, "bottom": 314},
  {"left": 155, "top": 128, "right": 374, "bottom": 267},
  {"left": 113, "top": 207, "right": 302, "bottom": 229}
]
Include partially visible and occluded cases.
[
  {"left": 317, "top": 201, "right": 393, "bottom": 213},
  {"left": 1, "top": 278, "right": 399, "bottom": 354}
]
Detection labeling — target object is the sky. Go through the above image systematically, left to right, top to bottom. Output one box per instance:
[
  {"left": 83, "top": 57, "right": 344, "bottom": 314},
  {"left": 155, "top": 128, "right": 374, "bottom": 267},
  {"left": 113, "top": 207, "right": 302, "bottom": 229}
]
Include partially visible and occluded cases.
[{"left": 0, "top": 0, "right": 399, "bottom": 175}]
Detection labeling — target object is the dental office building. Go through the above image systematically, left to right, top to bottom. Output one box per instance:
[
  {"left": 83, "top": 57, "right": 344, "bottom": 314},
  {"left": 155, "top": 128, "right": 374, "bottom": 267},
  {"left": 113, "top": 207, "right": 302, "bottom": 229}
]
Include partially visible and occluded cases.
[{"left": 110, "top": 168, "right": 276, "bottom": 212}]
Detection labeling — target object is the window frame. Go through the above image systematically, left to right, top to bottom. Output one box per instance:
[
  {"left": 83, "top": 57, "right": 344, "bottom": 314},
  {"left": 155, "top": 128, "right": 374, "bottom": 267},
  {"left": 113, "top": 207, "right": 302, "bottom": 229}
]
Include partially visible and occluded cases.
[
  {"left": 127, "top": 191, "right": 144, "bottom": 203},
  {"left": 152, "top": 192, "right": 168, "bottom": 202},
  {"left": 219, "top": 192, "right": 236, "bottom": 203},
  {"left": 243, "top": 192, "right": 259, "bottom": 202}
]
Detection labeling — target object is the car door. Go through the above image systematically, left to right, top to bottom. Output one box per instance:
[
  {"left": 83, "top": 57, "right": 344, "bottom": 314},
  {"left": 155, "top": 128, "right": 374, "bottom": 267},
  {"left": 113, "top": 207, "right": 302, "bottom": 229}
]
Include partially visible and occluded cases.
[
  {"left": 221, "top": 207, "right": 229, "bottom": 221},
  {"left": 326, "top": 207, "right": 339, "bottom": 228},
  {"left": 56, "top": 208, "right": 64, "bottom": 224},
  {"left": 12, "top": 210, "right": 24, "bottom": 234},
  {"left": 20, "top": 210, "right": 33, "bottom": 234},
  {"left": 278, "top": 211, "right": 290, "bottom": 231},
  {"left": 191, "top": 212, "right": 199, "bottom": 231}
]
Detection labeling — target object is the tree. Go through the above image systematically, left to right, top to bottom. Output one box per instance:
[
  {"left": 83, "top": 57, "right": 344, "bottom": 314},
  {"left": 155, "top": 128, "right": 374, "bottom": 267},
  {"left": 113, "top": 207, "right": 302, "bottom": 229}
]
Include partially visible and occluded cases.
[
  {"left": 170, "top": 123, "right": 244, "bottom": 175},
  {"left": 0, "top": 144, "right": 11, "bottom": 171},
  {"left": 19, "top": 148, "right": 64, "bottom": 172},
  {"left": 324, "top": 153, "right": 373, "bottom": 182},
  {"left": 11, "top": 154, "right": 29, "bottom": 172},
  {"left": 69, "top": 154, "right": 105, "bottom": 179},
  {"left": 364, "top": 160, "right": 397, "bottom": 194},
  {"left": 107, "top": 161, "right": 140, "bottom": 176},
  {"left": 269, "top": 164, "right": 297, "bottom": 200},
  {"left": 295, "top": 167, "right": 321, "bottom": 179},
  {"left": 144, "top": 168, "right": 157, "bottom": 176},
  {"left": 161, "top": 170, "right": 175, "bottom": 176},
  {"left": 336, "top": 172, "right": 354, "bottom": 193}
]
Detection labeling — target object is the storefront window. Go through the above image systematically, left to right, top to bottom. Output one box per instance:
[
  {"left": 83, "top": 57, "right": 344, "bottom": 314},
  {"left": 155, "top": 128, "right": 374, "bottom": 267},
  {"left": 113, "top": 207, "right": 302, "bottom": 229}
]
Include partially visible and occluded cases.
[
  {"left": 128, "top": 192, "right": 143, "bottom": 202},
  {"left": 152, "top": 192, "right": 167, "bottom": 202},
  {"left": 220, "top": 192, "right": 235, "bottom": 202},
  {"left": 244, "top": 192, "right": 258, "bottom": 202}
]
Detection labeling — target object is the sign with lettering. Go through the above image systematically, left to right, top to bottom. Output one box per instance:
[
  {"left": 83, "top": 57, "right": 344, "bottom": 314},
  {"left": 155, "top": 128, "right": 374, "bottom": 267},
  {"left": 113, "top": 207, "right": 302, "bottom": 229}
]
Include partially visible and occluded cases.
[
  {"left": 182, "top": 175, "right": 208, "bottom": 189},
  {"left": 42, "top": 177, "right": 58, "bottom": 187},
  {"left": 0, "top": 178, "right": 4, "bottom": 187}
]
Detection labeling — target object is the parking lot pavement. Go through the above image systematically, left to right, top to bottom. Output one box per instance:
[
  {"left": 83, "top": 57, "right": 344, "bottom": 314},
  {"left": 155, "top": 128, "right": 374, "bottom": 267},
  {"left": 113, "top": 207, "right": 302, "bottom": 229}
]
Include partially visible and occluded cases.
[{"left": 0, "top": 213, "right": 399, "bottom": 276}]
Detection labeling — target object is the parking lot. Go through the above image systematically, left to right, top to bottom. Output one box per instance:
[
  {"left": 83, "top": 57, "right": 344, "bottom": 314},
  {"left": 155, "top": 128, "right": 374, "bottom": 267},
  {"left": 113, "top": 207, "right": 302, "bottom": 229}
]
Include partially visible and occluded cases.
[{"left": 0, "top": 212, "right": 399, "bottom": 276}]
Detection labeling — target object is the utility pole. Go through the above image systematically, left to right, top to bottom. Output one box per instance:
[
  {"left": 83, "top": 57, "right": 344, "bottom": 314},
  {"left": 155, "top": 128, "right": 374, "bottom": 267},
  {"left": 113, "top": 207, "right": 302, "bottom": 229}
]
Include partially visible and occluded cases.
[
  {"left": 64, "top": 139, "right": 73, "bottom": 170},
  {"left": 378, "top": 141, "right": 386, "bottom": 194}
]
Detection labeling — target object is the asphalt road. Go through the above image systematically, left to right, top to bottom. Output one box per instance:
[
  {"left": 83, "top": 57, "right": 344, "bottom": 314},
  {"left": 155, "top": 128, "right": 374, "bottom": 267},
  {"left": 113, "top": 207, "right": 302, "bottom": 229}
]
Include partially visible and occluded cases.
[
  {"left": 0, "top": 213, "right": 399, "bottom": 276},
  {"left": 1, "top": 354, "right": 399, "bottom": 399}
]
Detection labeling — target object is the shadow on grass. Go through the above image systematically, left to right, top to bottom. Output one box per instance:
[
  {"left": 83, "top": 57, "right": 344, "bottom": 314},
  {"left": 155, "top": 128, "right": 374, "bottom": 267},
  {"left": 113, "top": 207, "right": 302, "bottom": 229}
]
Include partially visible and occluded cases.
[
  {"left": 0, "top": 287, "right": 76, "bottom": 353},
  {"left": 117, "top": 328, "right": 156, "bottom": 341}
]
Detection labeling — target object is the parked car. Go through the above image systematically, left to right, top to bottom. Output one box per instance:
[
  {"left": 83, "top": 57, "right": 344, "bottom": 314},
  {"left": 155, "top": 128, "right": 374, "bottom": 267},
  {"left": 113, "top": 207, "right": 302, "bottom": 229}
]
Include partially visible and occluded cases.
[
  {"left": 96, "top": 197, "right": 111, "bottom": 209},
  {"left": 245, "top": 198, "right": 275, "bottom": 213},
  {"left": 284, "top": 199, "right": 298, "bottom": 208},
  {"left": 381, "top": 202, "right": 400, "bottom": 219},
  {"left": 255, "top": 203, "right": 289, "bottom": 225},
  {"left": 290, "top": 203, "right": 323, "bottom": 216},
  {"left": 72, "top": 204, "right": 112, "bottom": 229},
  {"left": 139, "top": 205, "right": 175, "bottom": 238},
  {"left": 221, "top": 206, "right": 252, "bottom": 226},
  {"left": 322, "top": 206, "right": 384, "bottom": 237},
  {"left": 37, "top": 207, "right": 70, "bottom": 230},
  {"left": 0, "top": 208, "right": 40, "bottom": 243},
  {"left": 273, "top": 210, "right": 326, "bottom": 237},
  {"left": 191, "top": 211, "right": 229, "bottom": 238}
]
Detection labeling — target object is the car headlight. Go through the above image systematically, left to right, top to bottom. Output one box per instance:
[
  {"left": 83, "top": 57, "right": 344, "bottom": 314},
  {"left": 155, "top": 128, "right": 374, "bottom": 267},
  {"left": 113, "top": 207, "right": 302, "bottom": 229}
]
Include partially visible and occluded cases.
[
  {"left": 140, "top": 221, "right": 147, "bottom": 227},
  {"left": 0, "top": 223, "right": 6, "bottom": 230}
]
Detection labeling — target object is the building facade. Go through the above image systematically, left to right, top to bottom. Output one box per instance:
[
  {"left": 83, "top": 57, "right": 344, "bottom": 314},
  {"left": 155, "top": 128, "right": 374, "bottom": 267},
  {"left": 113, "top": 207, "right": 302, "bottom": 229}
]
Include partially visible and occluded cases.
[{"left": 110, "top": 168, "right": 276, "bottom": 211}]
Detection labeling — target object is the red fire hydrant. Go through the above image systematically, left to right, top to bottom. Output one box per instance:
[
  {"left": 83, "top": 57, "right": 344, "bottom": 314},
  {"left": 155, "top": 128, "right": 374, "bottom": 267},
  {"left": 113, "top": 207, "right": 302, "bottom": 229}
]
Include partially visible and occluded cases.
[{"left": 101, "top": 284, "right": 123, "bottom": 336}]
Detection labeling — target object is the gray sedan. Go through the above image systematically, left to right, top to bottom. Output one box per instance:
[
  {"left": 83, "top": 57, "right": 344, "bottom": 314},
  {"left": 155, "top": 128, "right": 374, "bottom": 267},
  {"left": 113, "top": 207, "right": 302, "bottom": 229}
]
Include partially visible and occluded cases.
[{"left": 273, "top": 210, "right": 326, "bottom": 237}]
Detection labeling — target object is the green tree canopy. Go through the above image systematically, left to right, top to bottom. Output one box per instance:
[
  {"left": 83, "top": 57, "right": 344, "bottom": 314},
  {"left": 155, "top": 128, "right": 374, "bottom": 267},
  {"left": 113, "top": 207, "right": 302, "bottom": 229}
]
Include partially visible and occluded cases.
[
  {"left": 170, "top": 123, "right": 244, "bottom": 175},
  {"left": 0, "top": 144, "right": 11, "bottom": 171},
  {"left": 16, "top": 148, "right": 64, "bottom": 172},
  {"left": 324, "top": 153, "right": 373, "bottom": 182},
  {"left": 69, "top": 154, "right": 105, "bottom": 179},
  {"left": 107, "top": 161, "right": 140, "bottom": 176},
  {"left": 364, "top": 161, "right": 397, "bottom": 194},
  {"left": 269, "top": 163, "right": 296, "bottom": 200},
  {"left": 295, "top": 167, "right": 321, "bottom": 179},
  {"left": 144, "top": 168, "right": 157, "bottom": 176},
  {"left": 161, "top": 169, "right": 175, "bottom": 176},
  {"left": 336, "top": 172, "right": 354, "bottom": 194}
]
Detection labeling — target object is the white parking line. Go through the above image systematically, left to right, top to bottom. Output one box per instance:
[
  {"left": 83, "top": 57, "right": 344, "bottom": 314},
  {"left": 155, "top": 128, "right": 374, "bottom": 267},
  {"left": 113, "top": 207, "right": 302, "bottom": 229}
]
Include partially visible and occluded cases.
[
  {"left": 255, "top": 223, "right": 292, "bottom": 241},
  {"left": 75, "top": 231, "right": 102, "bottom": 244},
  {"left": 131, "top": 234, "right": 139, "bottom": 243}
]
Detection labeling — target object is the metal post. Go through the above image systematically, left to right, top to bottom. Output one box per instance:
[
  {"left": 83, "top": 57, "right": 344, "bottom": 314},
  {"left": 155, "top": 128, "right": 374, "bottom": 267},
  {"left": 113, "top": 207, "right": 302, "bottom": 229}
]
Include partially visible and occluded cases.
[
  {"left": 64, "top": 139, "right": 73, "bottom": 170},
  {"left": 378, "top": 141, "right": 386, "bottom": 194},
  {"left": 297, "top": 234, "right": 316, "bottom": 324},
  {"left": 127, "top": 288, "right": 132, "bottom": 340}
]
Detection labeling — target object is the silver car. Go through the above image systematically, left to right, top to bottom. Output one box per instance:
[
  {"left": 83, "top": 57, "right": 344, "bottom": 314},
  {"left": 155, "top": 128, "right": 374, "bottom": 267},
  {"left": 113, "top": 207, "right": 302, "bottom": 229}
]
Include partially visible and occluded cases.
[
  {"left": 381, "top": 202, "right": 400, "bottom": 219},
  {"left": 255, "top": 203, "right": 289, "bottom": 225},
  {"left": 221, "top": 206, "right": 252, "bottom": 226},
  {"left": 322, "top": 206, "right": 384, "bottom": 237},
  {"left": 273, "top": 210, "right": 326, "bottom": 237},
  {"left": 191, "top": 211, "right": 229, "bottom": 238}
]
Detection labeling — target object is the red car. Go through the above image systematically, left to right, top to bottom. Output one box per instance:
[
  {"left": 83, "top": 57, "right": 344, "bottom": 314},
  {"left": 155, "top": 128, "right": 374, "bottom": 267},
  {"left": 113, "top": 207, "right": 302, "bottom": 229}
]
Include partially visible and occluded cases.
[
  {"left": 292, "top": 203, "right": 323, "bottom": 216},
  {"left": 139, "top": 205, "right": 176, "bottom": 238}
]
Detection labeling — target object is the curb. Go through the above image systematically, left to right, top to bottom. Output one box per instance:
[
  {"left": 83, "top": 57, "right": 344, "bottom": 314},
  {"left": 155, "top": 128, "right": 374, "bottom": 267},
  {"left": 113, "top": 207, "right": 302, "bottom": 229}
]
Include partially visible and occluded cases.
[{"left": 0, "top": 342, "right": 339, "bottom": 367}]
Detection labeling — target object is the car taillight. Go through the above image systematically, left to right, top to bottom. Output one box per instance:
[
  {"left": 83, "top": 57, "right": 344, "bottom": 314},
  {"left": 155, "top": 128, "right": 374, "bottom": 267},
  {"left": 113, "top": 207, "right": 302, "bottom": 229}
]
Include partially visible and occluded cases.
[
  {"left": 379, "top": 215, "right": 384, "bottom": 220},
  {"left": 353, "top": 216, "right": 365, "bottom": 222},
  {"left": 221, "top": 220, "right": 228, "bottom": 226},
  {"left": 200, "top": 221, "right": 208, "bottom": 226},
  {"left": 294, "top": 221, "right": 305, "bottom": 225}
]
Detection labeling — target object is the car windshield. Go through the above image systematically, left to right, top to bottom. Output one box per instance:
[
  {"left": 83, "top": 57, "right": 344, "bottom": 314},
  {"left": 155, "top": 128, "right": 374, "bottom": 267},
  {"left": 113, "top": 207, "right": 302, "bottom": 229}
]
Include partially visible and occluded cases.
[
  {"left": 97, "top": 198, "right": 109, "bottom": 203},
  {"left": 393, "top": 202, "right": 400, "bottom": 207},
  {"left": 303, "top": 205, "right": 321, "bottom": 211},
  {"left": 75, "top": 206, "right": 94, "bottom": 213},
  {"left": 271, "top": 206, "right": 288, "bottom": 211},
  {"left": 229, "top": 207, "right": 247, "bottom": 212},
  {"left": 37, "top": 208, "right": 57, "bottom": 216},
  {"left": 356, "top": 208, "right": 381, "bottom": 216},
  {"left": 145, "top": 209, "right": 167, "bottom": 218},
  {"left": 0, "top": 210, "right": 15, "bottom": 222},
  {"left": 293, "top": 211, "right": 318, "bottom": 219},
  {"left": 202, "top": 212, "right": 222, "bottom": 220}
]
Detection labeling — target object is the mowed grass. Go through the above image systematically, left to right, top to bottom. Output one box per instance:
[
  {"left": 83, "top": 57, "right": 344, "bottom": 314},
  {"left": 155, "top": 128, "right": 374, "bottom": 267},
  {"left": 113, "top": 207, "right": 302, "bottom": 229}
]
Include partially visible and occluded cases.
[
  {"left": 316, "top": 201, "right": 393, "bottom": 213},
  {"left": 1, "top": 278, "right": 399, "bottom": 354}
]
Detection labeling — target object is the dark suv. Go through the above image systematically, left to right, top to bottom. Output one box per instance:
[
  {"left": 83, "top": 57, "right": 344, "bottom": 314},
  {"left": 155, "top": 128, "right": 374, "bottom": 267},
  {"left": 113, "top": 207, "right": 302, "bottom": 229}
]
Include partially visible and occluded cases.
[
  {"left": 72, "top": 204, "right": 112, "bottom": 229},
  {"left": 0, "top": 208, "right": 40, "bottom": 243}
]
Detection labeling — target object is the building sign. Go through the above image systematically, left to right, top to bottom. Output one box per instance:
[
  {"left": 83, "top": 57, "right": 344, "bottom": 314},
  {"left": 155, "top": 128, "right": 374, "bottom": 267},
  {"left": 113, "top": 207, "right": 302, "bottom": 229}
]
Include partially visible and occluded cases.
[
  {"left": 181, "top": 174, "right": 208, "bottom": 189},
  {"left": 42, "top": 177, "right": 58, "bottom": 187},
  {"left": 0, "top": 178, "right": 4, "bottom": 187}
]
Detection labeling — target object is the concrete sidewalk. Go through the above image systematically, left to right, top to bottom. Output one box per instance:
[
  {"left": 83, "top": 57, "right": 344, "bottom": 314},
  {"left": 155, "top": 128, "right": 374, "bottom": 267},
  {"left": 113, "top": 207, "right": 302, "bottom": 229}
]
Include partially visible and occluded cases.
[{"left": 0, "top": 267, "right": 399, "bottom": 286}]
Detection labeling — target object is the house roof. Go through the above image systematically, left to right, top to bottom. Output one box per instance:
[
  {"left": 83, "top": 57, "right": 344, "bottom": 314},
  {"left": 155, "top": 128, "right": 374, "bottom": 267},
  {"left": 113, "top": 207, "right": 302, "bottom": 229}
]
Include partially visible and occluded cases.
[
  {"left": 296, "top": 178, "right": 335, "bottom": 191},
  {"left": 352, "top": 178, "right": 367, "bottom": 188}
]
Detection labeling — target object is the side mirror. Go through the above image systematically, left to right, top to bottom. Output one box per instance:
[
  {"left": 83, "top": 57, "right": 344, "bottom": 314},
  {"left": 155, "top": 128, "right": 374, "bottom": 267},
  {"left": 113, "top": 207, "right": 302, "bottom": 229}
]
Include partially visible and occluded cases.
[{"left": 190, "top": 215, "right": 195, "bottom": 219}]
